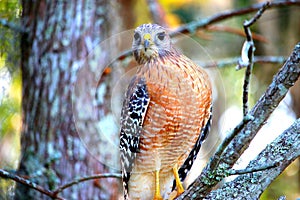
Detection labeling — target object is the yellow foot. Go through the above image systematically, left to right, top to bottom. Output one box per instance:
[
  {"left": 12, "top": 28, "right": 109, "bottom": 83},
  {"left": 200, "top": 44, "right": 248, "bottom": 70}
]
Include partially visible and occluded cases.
[
  {"left": 169, "top": 164, "right": 184, "bottom": 200},
  {"left": 153, "top": 170, "right": 163, "bottom": 200},
  {"left": 176, "top": 184, "right": 184, "bottom": 196},
  {"left": 168, "top": 189, "right": 184, "bottom": 200}
]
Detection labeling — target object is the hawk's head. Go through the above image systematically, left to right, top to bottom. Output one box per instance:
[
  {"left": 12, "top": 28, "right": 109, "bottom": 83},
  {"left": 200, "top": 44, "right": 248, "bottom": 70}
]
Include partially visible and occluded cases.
[{"left": 132, "top": 24, "right": 174, "bottom": 64}]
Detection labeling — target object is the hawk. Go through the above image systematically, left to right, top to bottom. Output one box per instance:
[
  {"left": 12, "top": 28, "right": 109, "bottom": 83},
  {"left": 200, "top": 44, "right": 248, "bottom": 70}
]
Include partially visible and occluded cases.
[{"left": 120, "top": 24, "right": 212, "bottom": 200}]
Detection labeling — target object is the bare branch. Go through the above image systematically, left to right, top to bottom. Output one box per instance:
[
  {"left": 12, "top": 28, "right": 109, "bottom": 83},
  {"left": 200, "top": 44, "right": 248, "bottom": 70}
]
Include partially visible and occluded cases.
[
  {"left": 116, "top": 1, "right": 300, "bottom": 63},
  {"left": 170, "top": 1, "right": 300, "bottom": 36},
  {"left": 238, "top": 2, "right": 270, "bottom": 116},
  {"left": 243, "top": 2, "right": 270, "bottom": 28},
  {"left": 206, "top": 25, "right": 268, "bottom": 43},
  {"left": 223, "top": 41, "right": 300, "bottom": 166},
  {"left": 177, "top": 42, "right": 300, "bottom": 199},
  {"left": 202, "top": 56, "right": 286, "bottom": 68},
  {"left": 208, "top": 115, "right": 253, "bottom": 171},
  {"left": 205, "top": 119, "right": 300, "bottom": 199},
  {"left": 228, "top": 162, "right": 279, "bottom": 176},
  {"left": 0, "top": 169, "right": 65, "bottom": 200},
  {"left": 0, "top": 169, "right": 121, "bottom": 199},
  {"left": 52, "top": 173, "right": 121, "bottom": 195}
]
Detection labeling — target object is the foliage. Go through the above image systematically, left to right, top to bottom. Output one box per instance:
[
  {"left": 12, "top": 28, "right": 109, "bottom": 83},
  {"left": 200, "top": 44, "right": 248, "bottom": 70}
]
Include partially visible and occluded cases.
[
  {"left": 0, "top": 0, "right": 22, "bottom": 196},
  {"left": 0, "top": 0, "right": 21, "bottom": 72},
  {"left": 0, "top": 0, "right": 22, "bottom": 164}
]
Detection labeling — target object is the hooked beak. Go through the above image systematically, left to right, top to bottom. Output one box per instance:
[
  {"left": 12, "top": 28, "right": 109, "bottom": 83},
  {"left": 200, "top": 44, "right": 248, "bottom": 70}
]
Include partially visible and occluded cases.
[
  {"left": 143, "top": 33, "right": 151, "bottom": 52},
  {"left": 144, "top": 40, "right": 150, "bottom": 51}
]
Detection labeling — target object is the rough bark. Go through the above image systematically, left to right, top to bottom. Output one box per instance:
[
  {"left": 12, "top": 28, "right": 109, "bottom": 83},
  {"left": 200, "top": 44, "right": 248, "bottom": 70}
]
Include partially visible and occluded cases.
[
  {"left": 16, "top": 0, "right": 120, "bottom": 199},
  {"left": 204, "top": 119, "right": 300, "bottom": 199}
]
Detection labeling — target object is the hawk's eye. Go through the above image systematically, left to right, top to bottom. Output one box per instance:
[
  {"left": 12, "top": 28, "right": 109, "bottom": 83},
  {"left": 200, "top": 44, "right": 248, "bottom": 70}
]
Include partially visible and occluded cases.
[
  {"left": 134, "top": 32, "right": 141, "bottom": 41},
  {"left": 157, "top": 32, "right": 166, "bottom": 41}
]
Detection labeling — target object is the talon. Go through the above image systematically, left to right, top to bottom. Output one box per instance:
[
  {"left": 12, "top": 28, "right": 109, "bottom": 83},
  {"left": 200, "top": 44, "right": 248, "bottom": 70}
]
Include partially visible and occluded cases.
[{"left": 172, "top": 164, "right": 184, "bottom": 197}]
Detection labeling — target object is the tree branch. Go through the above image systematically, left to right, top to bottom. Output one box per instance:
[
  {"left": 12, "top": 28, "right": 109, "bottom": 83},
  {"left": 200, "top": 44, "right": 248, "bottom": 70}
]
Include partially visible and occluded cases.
[
  {"left": 170, "top": 0, "right": 300, "bottom": 36},
  {"left": 116, "top": 1, "right": 300, "bottom": 62},
  {"left": 238, "top": 2, "right": 270, "bottom": 116},
  {"left": 222, "top": 41, "right": 300, "bottom": 167},
  {"left": 177, "top": 42, "right": 300, "bottom": 199},
  {"left": 202, "top": 56, "right": 286, "bottom": 68},
  {"left": 208, "top": 115, "right": 254, "bottom": 172},
  {"left": 205, "top": 119, "right": 300, "bottom": 199},
  {"left": 227, "top": 162, "right": 279, "bottom": 176},
  {"left": 0, "top": 169, "right": 65, "bottom": 200},
  {"left": 0, "top": 169, "right": 121, "bottom": 199},
  {"left": 52, "top": 173, "right": 121, "bottom": 195}
]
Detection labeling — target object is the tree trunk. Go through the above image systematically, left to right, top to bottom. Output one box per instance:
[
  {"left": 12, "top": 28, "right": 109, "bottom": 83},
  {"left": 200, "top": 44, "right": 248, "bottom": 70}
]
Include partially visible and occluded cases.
[{"left": 16, "top": 0, "right": 120, "bottom": 199}]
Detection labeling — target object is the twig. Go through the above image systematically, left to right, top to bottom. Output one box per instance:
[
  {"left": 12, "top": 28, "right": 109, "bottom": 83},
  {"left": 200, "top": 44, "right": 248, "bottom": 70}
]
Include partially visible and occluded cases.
[
  {"left": 170, "top": 0, "right": 300, "bottom": 36},
  {"left": 116, "top": 1, "right": 300, "bottom": 62},
  {"left": 238, "top": 2, "right": 270, "bottom": 116},
  {"left": 243, "top": 2, "right": 271, "bottom": 31},
  {"left": 204, "top": 4, "right": 270, "bottom": 172},
  {"left": 0, "top": 18, "right": 26, "bottom": 33},
  {"left": 206, "top": 25, "right": 268, "bottom": 43},
  {"left": 223, "top": 41, "right": 300, "bottom": 172},
  {"left": 240, "top": 41, "right": 253, "bottom": 116},
  {"left": 202, "top": 56, "right": 286, "bottom": 68},
  {"left": 208, "top": 115, "right": 254, "bottom": 171},
  {"left": 228, "top": 162, "right": 279, "bottom": 176},
  {"left": 0, "top": 169, "right": 65, "bottom": 200},
  {"left": 0, "top": 169, "right": 121, "bottom": 199},
  {"left": 52, "top": 173, "right": 122, "bottom": 195}
]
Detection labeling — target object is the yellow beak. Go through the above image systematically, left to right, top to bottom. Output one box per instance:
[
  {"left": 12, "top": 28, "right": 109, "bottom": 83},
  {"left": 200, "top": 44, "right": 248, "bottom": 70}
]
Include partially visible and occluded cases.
[{"left": 143, "top": 33, "right": 152, "bottom": 50}]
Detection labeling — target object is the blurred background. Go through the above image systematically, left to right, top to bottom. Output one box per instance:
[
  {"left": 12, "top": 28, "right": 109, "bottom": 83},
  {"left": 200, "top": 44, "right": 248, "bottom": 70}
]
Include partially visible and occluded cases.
[{"left": 0, "top": 0, "right": 299, "bottom": 199}]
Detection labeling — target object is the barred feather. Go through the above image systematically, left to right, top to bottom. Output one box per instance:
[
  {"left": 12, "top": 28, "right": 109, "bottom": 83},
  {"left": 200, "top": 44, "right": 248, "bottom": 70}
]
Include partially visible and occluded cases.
[{"left": 120, "top": 77, "right": 150, "bottom": 199}]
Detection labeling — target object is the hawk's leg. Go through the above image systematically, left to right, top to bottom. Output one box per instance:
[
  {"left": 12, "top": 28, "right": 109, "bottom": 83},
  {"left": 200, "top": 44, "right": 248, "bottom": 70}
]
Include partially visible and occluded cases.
[
  {"left": 173, "top": 163, "right": 184, "bottom": 196},
  {"left": 153, "top": 170, "right": 163, "bottom": 200}
]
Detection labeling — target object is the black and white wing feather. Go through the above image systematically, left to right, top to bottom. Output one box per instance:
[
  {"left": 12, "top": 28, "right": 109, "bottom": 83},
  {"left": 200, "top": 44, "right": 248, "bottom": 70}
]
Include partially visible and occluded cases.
[{"left": 120, "top": 77, "right": 150, "bottom": 199}]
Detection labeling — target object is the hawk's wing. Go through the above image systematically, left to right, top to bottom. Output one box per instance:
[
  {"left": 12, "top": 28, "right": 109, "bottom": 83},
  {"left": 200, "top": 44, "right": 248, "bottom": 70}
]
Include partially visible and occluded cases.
[
  {"left": 120, "top": 76, "right": 150, "bottom": 199},
  {"left": 173, "top": 106, "right": 212, "bottom": 190}
]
